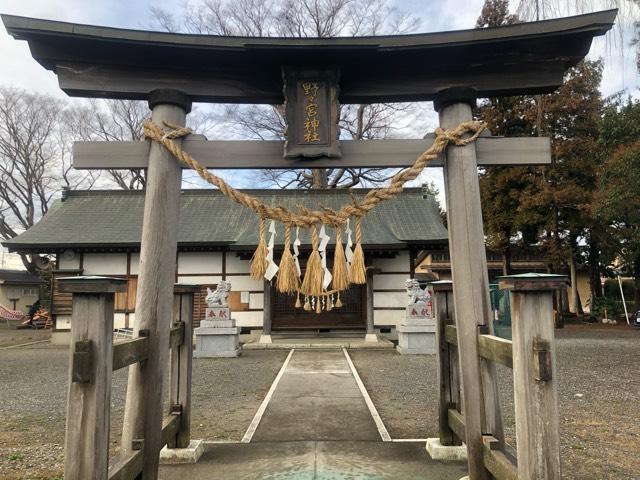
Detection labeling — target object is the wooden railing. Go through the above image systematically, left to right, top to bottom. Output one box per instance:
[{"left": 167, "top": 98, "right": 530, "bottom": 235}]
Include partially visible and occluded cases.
[
  {"left": 434, "top": 274, "right": 565, "bottom": 480},
  {"left": 58, "top": 277, "right": 197, "bottom": 480}
]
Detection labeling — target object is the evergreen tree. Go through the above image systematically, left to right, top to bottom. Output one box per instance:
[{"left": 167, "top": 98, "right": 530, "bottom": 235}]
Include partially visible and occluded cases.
[{"left": 594, "top": 99, "right": 640, "bottom": 305}]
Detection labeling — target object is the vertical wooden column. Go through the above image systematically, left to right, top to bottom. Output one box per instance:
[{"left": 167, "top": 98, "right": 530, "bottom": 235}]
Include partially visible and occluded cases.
[
  {"left": 436, "top": 88, "right": 503, "bottom": 480},
  {"left": 121, "top": 89, "right": 191, "bottom": 478},
  {"left": 365, "top": 267, "right": 379, "bottom": 339},
  {"left": 499, "top": 274, "right": 565, "bottom": 479},
  {"left": 59, "top": 276, "right": 127, "bottom": 480},
  {"left": 262, "top": 280, "right": 273, "bottom": 336},
  {"left": 433, "top": 280, "right": 460, "bottom": 446},
  {"left": 169, "top": 284, "right": 197, "bottom": 448}
]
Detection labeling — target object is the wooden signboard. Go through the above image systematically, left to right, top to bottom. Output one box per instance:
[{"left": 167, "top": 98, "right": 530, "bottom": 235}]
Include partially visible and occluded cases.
[{"left": 282, "top": 67, "right": 341, "bottom": 159}]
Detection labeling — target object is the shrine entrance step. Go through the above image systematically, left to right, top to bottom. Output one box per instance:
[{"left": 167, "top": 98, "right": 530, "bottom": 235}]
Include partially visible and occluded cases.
[
  {"left": 243, "top": 336, "right": 394, "bottom": 350},
  {"left": 159, "top": 441, "right": 468, "bottom": 480}
]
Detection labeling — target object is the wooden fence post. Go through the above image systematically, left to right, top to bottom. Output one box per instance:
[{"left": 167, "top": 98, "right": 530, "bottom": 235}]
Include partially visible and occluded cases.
[
  {"left": 436, "top": 88, "right": 504, "bottom": 479},
  {"left": 121, "top": 89, "right": 191, "bottom": 478},
  {"left": 499, "top": 273, "right": 566, "bottom": 480},
  {"left": 59, "top": 276, "right": 127, "bottom": 480},
  {"left": 433, "top": 280, "right": 461, "bottom": 446},
  {"left": 168, "top": 284, "right": 197, "bottom": 449}
]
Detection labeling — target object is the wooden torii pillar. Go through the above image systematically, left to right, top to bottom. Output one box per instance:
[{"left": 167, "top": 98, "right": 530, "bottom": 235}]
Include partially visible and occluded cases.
[
  {"left": 436, "top": 88, "right": 504, "bottom": 480},
  {"left": 120, "top": 90, "right": 191, "bottom": 478}
]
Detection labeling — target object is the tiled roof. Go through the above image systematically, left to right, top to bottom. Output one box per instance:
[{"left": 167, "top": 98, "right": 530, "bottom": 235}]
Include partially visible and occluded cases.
[
  {"left": 2, "top": 188, "right": 447, "bottom": 252},
  {"left": 0, "top": 269, "right": 43, "bottom": 284}
]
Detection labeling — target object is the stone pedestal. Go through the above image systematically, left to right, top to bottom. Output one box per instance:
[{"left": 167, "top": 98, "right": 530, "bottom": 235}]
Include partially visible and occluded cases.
[
  {"left": 396, "top": 306, "right": 436, "bottom": 355},
  {"left": 194, "top": 307, "right": 241, "bottom": 357},
  {"left": 425, "top": 438, "right": 467, "bottom": 461},
  {"left": 159, "top": 439, "right": 205, "bottom": 464}
]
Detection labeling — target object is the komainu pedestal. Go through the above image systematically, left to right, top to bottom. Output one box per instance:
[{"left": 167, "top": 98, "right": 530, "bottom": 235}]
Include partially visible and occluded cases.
[
  {"left": 397, "top": 280, "right": 436, "bottom": 355},
  {"left": 194, "top": 282, "right": 241, "bottom": 357}
]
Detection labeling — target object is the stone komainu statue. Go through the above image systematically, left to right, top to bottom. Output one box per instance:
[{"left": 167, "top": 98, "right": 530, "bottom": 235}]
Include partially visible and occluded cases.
[
  {"left": 406, "top": 279, "right": 431, "bottom": 305},
  {"left": 205, "top": 281, "right": 232, "bottom": 307}
]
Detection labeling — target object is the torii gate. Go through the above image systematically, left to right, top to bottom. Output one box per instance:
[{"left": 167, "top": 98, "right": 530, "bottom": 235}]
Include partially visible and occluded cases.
[{"left": 2, "top": 9, "right": 615, "bottom": 480}]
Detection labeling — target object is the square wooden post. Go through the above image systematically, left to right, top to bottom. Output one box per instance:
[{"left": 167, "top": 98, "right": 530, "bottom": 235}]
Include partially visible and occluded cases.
[
  {"left": 437, "top": 88, "right": 504, "bottom": 480},
  {"left": 121, "top": 89, "right": 191, "bottom": 478},
  {"left": 365, "top": 267, "right": 380, "bottom": 341},
  {"left": 499, "top": 273, "right": 566, "bottom": 480},
  {"left": 59, "top": 276, "right": 127, "bottom": 480},
  {"left": 432, "top": 280, "right": 461, "bottom": 446},
  {"left": 168, "top": 284, "right": 198, "bottom": 449}
]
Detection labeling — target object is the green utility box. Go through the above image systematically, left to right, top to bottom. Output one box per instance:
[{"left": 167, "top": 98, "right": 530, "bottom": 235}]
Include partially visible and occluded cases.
[{"left": 490, "top": 284, "right": 511, "bottom": 339}]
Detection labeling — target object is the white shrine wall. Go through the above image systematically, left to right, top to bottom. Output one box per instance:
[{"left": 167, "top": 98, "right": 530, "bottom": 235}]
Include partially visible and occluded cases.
[
  {"left": 53, "top": 249, "right": 412, "bottom": 332},
  {"left": 370, "top": 251, "right": 411, "bottom": 328}
]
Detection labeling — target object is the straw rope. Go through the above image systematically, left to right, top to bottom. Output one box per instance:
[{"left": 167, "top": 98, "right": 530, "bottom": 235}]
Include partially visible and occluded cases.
[{"left": 143, "top": 120, "right": 486, "bottom": 228}]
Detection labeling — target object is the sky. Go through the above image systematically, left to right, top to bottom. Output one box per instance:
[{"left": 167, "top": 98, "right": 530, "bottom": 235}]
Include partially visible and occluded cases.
[{"left": 0, "top": 0, "right": 638, "bottom": 247}]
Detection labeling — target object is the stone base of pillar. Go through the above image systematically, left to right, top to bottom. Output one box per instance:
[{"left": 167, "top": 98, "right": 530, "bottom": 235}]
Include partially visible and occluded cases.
[
  {"left": 194, "top": 319, "right": 241, "bottom": 357},
  {"left": 397, "top": 320, "right": 436, "bottom": 354},
  {"left": 364, "top": 333, "right": 379, "bottom": 342},
  {"left": 258, "top": 334, "right": 272, "bottom": 344},
  {"left": 425, "top": 438, "right": 467, "bottom": 461},
  {"left": 159, "top": 439, "right": 205, "bottom": 464}
]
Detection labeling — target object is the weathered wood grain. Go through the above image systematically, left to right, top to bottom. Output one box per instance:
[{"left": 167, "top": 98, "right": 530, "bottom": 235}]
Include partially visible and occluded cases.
[
  {"left": 120, "top": 99, "right": 187, "bottom": 478},
  {"left": 440, "top": 101, "right": 503, "bottom": 479},
  {"left": 73, "top": 136, "right": 551, "bottom": 170},
  {"left": 62, "top": 283, "right": 118, "bottom": 480},
  {"left": 510, "top": 288, "right": 562, "bottom": 479},
  {"left": 168, "top": 289, "right": 195, "bottom": 449},
  {"left": 435, "top": 289, "right": 457, "bottom": 446},
  {"left": 169, "top": 322, "right": 185, "bottom": 349},
  {"left": 477, "top": 334, "right": 513, "bottom": 369},
  {"left": 112, "top": 337, "right": 149, "bottom": 371},
  {"left": 448, "top": 408, "right": 466, "bottom": 444},
  {"left": 161, "top": 414, "right": 181, "bottom": 448},
  {"left": 482, "top": 436, "right": 518, "bottom": 480},
  {"left": 107, "top": 450, "right": 143, "bottom": 480}
]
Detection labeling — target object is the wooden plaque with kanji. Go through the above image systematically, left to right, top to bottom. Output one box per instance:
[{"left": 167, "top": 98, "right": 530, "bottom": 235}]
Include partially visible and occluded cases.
[{"left": 282, "top": 67, "right": 341, "bottom": 159}]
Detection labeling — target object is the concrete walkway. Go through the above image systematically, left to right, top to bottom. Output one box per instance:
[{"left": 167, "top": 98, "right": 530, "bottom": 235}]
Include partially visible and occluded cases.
[
  {"left": 160, "top": 349, "right": 468, "bottom": 479},
  {"left": 251, "top": 349, "right": 381, "bottom": 442}
]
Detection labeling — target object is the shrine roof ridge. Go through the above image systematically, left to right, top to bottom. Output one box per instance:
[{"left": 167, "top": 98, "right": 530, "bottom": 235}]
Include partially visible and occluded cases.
[
  {"left": 1, "top": 10, "right": 617, "bottom": 103},
  {"left": 2, "top": 188, "right": 447, "bottom": 253}
]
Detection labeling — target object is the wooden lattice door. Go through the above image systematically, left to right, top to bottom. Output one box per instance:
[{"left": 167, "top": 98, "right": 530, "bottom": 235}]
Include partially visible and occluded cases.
[{"left": 271, "top": 284, "right": 365, "bottom": 330}]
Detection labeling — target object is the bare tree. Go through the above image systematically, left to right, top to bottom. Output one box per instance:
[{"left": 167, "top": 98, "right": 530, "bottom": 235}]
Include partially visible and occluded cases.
[
  {"left": 150, "top": 0, "right": 421, "bottom": 189},
  {"left": 517, "top": 0, "right": 640, "bottom": 71},
  {"left": 0, "top": 87, "right": 97, "bottom": 272},
  {"left": 69, "top": 99, "right": 219, "bottom": 190}
]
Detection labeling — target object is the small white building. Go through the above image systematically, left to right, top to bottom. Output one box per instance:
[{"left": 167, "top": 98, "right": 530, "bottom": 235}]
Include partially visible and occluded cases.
[
  {"left": 3, "top": 188, "right": 447, "bottom": 342},
  {"left": 0, "top": 269, "right": 43, "bottom": 314}
]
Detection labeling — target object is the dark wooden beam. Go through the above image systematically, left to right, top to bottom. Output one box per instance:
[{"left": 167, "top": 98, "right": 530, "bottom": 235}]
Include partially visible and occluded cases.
[
  {"left": 2, "top": 10, "right": 616, "bottom": 103},
  {"left": 73, "top": 136, "right": 551, "bottom": 170}
]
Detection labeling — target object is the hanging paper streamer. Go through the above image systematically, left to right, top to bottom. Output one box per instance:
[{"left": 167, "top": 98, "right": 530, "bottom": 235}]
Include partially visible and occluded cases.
[
  {"left": 345, "top": 218, "right": 354, "bottom": 265},
  {"left": 264, "top": 220, "right": 279, "bottom": 281},
  {"left": 319, "top": 225, "right": 332, "bottom": 290},
  {"left": 293, "top": 226, "right": 302, "bottom": 276}
]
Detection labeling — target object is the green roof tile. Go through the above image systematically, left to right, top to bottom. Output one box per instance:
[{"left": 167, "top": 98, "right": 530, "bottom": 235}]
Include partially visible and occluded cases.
[{"left": 3, "top": 188, "right": 447, "bottom": 252}]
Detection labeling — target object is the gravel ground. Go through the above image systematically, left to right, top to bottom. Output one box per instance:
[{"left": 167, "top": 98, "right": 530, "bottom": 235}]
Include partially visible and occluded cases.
[
  {"left": 0, "top": 323, "right": 51, "bottom": 348},
  {"left": 350, "top": 324, "right": 640, "bottom": 480},
  {"left": 1, "top": 325, "right": 637, "bottom": 479},
  {"left": 0, "top": 342, "right": 287, "bottom": 480}
]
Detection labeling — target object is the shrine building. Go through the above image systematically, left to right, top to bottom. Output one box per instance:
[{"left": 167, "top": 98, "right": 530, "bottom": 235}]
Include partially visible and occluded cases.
[{"left": 2, "top": 187, "right": 447, "bottom": 343}]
